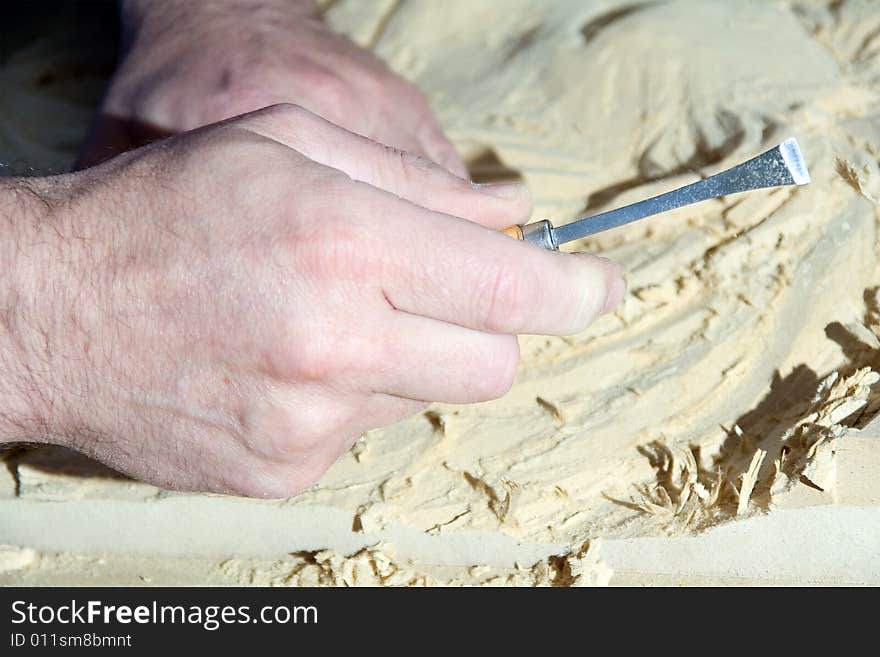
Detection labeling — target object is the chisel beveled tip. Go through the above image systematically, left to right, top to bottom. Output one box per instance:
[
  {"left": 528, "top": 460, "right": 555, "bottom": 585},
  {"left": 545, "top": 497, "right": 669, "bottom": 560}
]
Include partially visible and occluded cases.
[{"left": 779, "top": 137, "right": 811, "bottom": 186}]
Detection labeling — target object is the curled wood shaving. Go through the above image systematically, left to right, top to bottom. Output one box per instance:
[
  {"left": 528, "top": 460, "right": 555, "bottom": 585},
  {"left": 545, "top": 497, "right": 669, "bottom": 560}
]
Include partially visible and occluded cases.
[{"left": 736, "top": 449, "right": 766, "bottom": 516}]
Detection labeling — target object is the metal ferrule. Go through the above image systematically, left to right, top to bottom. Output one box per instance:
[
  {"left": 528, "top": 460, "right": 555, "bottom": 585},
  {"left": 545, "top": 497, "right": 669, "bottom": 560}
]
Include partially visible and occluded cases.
[{"left": 521, "top": 220, "right": 558, "bottom": 250}]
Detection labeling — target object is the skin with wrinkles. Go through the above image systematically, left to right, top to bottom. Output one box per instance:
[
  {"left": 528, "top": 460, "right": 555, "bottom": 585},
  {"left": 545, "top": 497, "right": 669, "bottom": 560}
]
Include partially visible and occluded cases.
[
  {"left": 4, "top": 0, "right": 880, "bottom": 586},
  {"left": 0, "top": 105, "right": 622, "bottom": 497}
]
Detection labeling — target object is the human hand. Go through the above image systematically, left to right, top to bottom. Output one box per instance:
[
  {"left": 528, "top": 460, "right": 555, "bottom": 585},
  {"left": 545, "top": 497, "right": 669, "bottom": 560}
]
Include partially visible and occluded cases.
[
  {"left": 77, "top": 0, "right": 466, "bottom": 176},
  {"left": 3, "top": 105, "right": 624, "bottom": 497}
]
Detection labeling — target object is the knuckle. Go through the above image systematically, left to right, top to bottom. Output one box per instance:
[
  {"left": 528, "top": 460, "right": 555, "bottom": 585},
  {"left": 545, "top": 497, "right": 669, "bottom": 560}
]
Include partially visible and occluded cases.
[
  {"left": 261, "top": 101, "right": 307, "bottom": 120},
  {"left": 246, "top": 102, "right": 310, "bottom": 128},
  {"left": 383, "top": 146, "right": 429, "bottom": 183},
  {"left": 289, "top": 170, "right": 355, "bottom": 223},
  {"left": 293, "top": 229, "right": 379, "bottom": 294},
  {"left": 479, "top": 263, "right": 541, "bottom": 333},
  {"left": 264, "top": 325, "right": 340, "bottom": 383},
  {"left": 293, "top": 325, "right": 380, "bottom": 384},
  {"left": 295, "top": 342, "right": 337, "bottom": 383},
  {"left": 242, "top": 399, "right": 339, "bottom": 462},
  {"left": 237, "top": 426, "right": 361, "bottom": 498}
]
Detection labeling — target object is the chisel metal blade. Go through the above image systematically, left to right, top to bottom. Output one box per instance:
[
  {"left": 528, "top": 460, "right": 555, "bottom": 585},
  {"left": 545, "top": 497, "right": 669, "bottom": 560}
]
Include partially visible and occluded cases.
[{"left": 550, "top": 138, "right": 810, "bottom": 246}]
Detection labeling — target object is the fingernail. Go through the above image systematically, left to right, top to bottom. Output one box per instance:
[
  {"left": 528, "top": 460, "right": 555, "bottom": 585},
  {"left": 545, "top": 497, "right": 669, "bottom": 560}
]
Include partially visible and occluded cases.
[
  {"left": 476, "top": 182, "right": 527, "bottom": 199},
  {"left": 603, "top": 275, "right": 627, "bottom": 314}
]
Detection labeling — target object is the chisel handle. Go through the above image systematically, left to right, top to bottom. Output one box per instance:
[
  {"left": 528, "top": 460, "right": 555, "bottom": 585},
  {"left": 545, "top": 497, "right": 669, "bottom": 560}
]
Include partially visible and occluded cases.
[{"left": 501, "top": 219, "right": 558, "bottom": 250}]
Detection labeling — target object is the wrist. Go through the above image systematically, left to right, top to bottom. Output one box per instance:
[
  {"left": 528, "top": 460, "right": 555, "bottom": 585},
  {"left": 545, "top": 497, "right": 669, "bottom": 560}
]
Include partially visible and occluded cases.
[
  {"left": 0, "top": 176, "right": 80, "bottom": 445},
  {"left": 0, "top": 180, "right": 43, "bottom": 443}
]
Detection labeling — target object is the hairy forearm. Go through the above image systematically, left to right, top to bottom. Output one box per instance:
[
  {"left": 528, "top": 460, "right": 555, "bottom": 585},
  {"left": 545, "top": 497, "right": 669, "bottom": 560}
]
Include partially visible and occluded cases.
[
  {"left": 0, "top": 176, "right": 82, "bottom": 445},
  {"left": 0, "top": 179, "right": 46, "bottom": 443}
]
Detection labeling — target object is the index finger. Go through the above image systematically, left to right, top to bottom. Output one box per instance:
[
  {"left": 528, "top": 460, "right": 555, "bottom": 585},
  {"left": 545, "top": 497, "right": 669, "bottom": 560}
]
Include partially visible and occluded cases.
[{"left": 238, "top": 103, "right": 532, "bottom": 229}]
